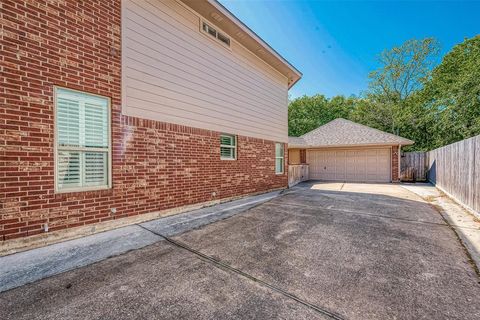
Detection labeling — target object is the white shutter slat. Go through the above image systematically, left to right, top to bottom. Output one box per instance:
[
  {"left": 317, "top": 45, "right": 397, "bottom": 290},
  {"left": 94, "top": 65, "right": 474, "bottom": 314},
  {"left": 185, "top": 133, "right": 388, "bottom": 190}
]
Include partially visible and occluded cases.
[
  {"left": 56, "top": 88, "right": 110, "bottom": 192},
  {"left": 57, "top": 98, "right": 80, "bottom": 147},
  {"left": 85, "top": 102, "right": 108, "bottom": 148},
  {"left": 220, "top": 134, "right": 236, "bottom": 159},
  {"left": 220, "top": 135, "right": 235, "bottom": 146},
  {"left": 275, "top": 143, "right": 284, "bottom": 173},
  {"left": 275, "top": 143, "right": 284, "bottom": 157},
  {"left": 220, "top": 147, "right": 233, "bottom": 158},
  {"left": 58, "top": 151, "right": 81, "bottom": 188},
  {"left": 85, "top": 152, "right": 108, "bottom": 186}
]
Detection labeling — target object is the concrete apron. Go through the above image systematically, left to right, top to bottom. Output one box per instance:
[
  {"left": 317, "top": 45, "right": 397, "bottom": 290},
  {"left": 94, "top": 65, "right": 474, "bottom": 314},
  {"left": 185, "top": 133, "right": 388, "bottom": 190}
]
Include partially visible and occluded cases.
[{"left": 0, "top": 190, "right": 282, "bottom": 293}]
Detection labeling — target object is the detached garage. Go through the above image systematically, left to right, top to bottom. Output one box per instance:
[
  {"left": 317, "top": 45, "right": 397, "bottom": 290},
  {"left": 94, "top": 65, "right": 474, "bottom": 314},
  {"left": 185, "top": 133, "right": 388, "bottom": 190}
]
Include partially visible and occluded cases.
[{"left": 288, "top": 119, "right": 414, "bottom": 183}]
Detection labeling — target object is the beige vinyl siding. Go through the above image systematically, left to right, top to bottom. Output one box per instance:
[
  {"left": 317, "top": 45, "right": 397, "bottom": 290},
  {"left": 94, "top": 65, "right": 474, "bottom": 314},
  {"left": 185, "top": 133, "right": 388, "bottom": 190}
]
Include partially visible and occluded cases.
[{"left": 122, "top": 0, "right": 289, "bottom": 142}]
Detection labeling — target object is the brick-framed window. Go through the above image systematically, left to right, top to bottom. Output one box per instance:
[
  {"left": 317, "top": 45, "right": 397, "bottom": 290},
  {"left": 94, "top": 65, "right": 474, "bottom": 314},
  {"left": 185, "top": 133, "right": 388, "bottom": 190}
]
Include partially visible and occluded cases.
[
  {"left": 54, "top": 87, "right": 112, "bottom": 193},
  {"left": 220, "top": 134, "right": 236, "bottom": 160},
  {"left": 275, "top": 143, "right": 284, "bottom": 174}
]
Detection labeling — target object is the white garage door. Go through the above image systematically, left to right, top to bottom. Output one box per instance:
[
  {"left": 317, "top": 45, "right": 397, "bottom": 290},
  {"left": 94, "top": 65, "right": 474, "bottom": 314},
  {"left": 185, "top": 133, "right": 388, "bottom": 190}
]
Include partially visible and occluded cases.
[{"left": 307, "top": 148, "right": 391, "bottom": 182}]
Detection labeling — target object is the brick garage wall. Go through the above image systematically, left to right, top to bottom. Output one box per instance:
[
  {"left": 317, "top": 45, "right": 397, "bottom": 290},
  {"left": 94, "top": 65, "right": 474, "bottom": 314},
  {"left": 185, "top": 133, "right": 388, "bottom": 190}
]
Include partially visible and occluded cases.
[
  {"left": 0, "top": 0, "right": 287, "bottom": 242},
  {"left": 391, "top": 145, "right": 400, "bottom": 182}
]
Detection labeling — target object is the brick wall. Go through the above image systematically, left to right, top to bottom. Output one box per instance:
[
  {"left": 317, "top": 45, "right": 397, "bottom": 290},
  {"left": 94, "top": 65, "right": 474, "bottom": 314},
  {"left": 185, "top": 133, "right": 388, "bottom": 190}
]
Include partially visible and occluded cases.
[
  {"left": 0, "top": 0, "right": 288, "bottom": 242},
  {"left": 391, "top": 145, "right": 400, "bottom": 182}
]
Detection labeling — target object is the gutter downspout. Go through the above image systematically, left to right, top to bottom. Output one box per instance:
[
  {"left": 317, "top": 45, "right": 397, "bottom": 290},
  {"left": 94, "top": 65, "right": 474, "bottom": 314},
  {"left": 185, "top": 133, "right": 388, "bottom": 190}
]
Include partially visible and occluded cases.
[{"left": 398, "top": 144, "right": 402, "bottom": 182}]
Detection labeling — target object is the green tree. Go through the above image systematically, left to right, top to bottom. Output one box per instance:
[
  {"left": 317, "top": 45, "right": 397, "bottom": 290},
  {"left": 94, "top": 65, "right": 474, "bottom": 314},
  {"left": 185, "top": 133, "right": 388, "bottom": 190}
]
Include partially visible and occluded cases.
[
  {"left": 422, "top": 35, "right": 480, "bottom": 148},
  {"left": 366, "top": 38, "right": 440, "bottom": 135},
  {"left": 394, "top": 91, "right": 436, "bottom": 151},
  {"left": 288, "top": 95, "right": 355, "bottom": 136},
  {"left": 350, "top": 97, "right": 393, "bottom": 133}
]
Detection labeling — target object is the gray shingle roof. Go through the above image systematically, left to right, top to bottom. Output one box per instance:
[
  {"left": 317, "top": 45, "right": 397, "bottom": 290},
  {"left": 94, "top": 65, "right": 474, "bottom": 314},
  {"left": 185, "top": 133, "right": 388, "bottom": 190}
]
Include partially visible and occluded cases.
[{"left": 288, "top": 118, "right": 414, "bottom": 148}]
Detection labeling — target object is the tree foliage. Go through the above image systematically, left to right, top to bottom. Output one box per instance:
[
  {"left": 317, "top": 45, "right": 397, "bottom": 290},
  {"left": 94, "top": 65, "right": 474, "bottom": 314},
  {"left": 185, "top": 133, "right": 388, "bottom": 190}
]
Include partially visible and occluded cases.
[
  {"left": 421, "top": 35, "right": 480, "bottom": 148},
  {"left": 288, "top": 36, "right": 480, "bottom": 151},
  {"left": 367, "top": 38, "right": 440, "bottom": 136},
  {"left": 369, "top": 38, "right": 440, "bottom": 102},
  {"left": 288, "top": 94, "right": 354, "bottom": 136}
]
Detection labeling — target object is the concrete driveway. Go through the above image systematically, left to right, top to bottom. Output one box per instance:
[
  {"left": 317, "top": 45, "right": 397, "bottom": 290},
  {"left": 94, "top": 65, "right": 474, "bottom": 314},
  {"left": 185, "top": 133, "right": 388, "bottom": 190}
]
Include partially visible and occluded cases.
[{"left": 1, "top": 182, "right": 480, "bottom": 320}]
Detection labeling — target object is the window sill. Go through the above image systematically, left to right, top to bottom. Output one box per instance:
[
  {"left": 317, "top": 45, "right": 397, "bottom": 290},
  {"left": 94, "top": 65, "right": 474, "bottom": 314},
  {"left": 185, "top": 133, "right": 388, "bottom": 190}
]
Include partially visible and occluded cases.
[
  {"left": 220, "top": 158, "right": 237, "bottom": 161},
  {"left": 55, "top": 185, "right": 111, "bottom": 194},
  {"left": 54, "top": 186, "right": 113, "bottom": 199}
]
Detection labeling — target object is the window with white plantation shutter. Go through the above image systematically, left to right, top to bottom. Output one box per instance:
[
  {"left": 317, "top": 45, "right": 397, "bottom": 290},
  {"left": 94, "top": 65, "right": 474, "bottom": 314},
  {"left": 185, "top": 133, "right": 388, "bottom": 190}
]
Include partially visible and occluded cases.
[
  {"left": 55, "top": 88, "right": 111, "bottom": 192},
  {"left": 220, "top": 134, "right": 236, "bottom": 160},
  {"left": 275, "top": 143, "right": 284, "bottom": 174}
]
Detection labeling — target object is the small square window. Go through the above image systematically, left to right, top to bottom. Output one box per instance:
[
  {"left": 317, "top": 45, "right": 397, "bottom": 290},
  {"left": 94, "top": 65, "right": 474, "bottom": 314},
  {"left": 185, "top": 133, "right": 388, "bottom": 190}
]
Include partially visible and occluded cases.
[
  {"left": 202, "top": 22, "right": 217, "bottom": 38},
  {"left": 217, "top": 32, "right": 230, "bottom": 46},
  {"left": 220, "top": 134, "right": 236, "bottom": 160}
]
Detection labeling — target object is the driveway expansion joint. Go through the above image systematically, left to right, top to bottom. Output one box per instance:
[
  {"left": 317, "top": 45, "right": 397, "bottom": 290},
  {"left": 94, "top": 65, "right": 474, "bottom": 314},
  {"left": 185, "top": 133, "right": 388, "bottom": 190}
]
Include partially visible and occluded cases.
[
  {"left": 0, "top": 190, "right": 282, "bottom": 293},
  {"left": 264, "top": 200, "right": 452, "bottom": 228},
  {"left": 137, "top": 223, "right": 345, "bottom": 320}
]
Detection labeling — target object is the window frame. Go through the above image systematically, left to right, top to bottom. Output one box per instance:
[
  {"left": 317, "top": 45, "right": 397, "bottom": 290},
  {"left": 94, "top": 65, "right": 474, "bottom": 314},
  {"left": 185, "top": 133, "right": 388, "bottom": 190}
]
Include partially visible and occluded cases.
[
  {"left": 200, "top": 20, "right": 231, "bottom": 49},
  {"left": 53, "top": 86, "right": 112, "bottom": 193},
  {"left": 220, "top": 134, "right": 237, "bottom": 161},
  {"left": 275, "top": 142, "right": 285, "bottom": 175}
]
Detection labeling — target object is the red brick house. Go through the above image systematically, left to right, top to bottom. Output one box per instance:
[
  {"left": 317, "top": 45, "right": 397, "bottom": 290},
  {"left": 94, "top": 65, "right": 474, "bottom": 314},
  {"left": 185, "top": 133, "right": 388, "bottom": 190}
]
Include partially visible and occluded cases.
[{"left": 0, "top": 0, "right": 301, "bottom": 247}]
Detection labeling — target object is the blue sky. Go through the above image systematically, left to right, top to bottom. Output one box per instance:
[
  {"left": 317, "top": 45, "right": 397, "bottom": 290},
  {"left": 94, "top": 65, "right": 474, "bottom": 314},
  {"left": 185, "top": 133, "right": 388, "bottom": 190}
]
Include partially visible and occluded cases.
[{"left": 219, "top": 0, "right": 480, "bottom": 98}]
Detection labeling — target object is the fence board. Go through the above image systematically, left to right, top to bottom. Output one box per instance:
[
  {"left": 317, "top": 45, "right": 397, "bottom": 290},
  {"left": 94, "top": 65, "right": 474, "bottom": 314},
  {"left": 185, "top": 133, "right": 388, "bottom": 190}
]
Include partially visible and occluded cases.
[
  {"left": 427, "top": 135, "right": 479, "bottom": 216},
  {"left": 401, "top": 152, "right": 427, "bottom": 181},
  {"left": 288, "top": 164, "right": 309, "bottom": 187}
]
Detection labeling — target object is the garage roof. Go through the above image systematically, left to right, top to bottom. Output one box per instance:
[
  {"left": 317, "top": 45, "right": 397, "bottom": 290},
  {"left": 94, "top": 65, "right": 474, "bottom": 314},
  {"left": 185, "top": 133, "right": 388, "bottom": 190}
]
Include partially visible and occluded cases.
[{"left": 289, "top": 118, "right": 414, "bottom": 148}]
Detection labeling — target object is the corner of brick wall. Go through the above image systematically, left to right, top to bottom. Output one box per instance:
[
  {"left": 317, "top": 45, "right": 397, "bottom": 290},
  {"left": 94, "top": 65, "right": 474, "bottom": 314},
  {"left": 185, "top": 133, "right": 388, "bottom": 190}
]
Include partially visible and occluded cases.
[
  {"left": 0, "top": 0, "right": 288, "bottom": 242},
  {"left": 392, "top": 145, "right": 400, "bottom": 182}
]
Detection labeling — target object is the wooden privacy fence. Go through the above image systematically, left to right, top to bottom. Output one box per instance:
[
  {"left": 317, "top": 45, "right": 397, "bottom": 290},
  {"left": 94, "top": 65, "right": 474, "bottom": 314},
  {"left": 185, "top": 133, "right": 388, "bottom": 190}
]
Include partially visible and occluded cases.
[
  {"left": 427, "top": 135, "right": 479, "bottom": 215},
  {"left": 401, "top": 152, "right": 428, "bottom": 181},
  {"left": 288, "top": 164, "right": 309, "bottom": 187}
]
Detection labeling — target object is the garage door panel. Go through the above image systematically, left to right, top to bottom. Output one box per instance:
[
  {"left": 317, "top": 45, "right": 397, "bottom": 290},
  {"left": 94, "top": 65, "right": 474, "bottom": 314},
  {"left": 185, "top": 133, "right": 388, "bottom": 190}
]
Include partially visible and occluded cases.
[
  {"left": 307, "top": 148, "right": 391, "bottom": 182},
  {"left": 378, "top": 149, "right": 390, "bottom": 156},
  {"left": 307, "top": 151, "right": 321, "bottom": 180},
  {"left": 322, "top": 151, "right": 334, "bottom": 180},
  {"left": 335, "top": 151, "right": 346, "bottom": 180},
  {"left": 345, "top": 151, "right": 356, "bottom": 180},
  {"left": 355, "top": 152, "right": 367, "bottom": 181},
  {"left": 345, "top": 159, "right": 356, "bottom": 180}
]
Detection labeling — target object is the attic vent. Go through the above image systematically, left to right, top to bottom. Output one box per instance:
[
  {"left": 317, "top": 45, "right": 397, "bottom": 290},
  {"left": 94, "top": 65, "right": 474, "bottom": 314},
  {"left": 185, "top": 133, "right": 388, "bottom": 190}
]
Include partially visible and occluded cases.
[{"left": 201, "top": 21, "right": 230, "bottom": 47}]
